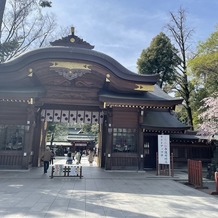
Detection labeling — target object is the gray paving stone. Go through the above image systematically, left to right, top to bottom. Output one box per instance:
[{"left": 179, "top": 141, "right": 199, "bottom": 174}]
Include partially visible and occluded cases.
[{"left": 0, "top": 156, "right": 218, "bottom": 218}]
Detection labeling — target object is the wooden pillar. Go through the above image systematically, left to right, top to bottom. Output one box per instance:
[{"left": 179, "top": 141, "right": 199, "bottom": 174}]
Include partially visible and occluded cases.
[
  {"left": 22, "top": 105, "right": 35, "bottom": 169},
  {"left": 105, "top": 108, "right": 113, "bottom": 170},
  {"left": 138, "top": 109, "right": 144, "bottom": 170},
  {"left": 32, "top": 110, "right": 45, "bottom": 167},
  {"left": 97, "top": 122, "right": 103, "bottom": 167},
  {"left": 138, "top": 129, "right": 144, "bottom": 170}
]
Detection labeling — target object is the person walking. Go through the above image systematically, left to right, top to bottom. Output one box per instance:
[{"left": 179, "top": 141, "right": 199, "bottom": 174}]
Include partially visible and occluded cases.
[
  {"left": 71, "top": 143, "right": 76, "bottom": 161},
  {"left": 41, "top": 146, "right": 52, "bottom": 174},
  {"left": 88, "top": 148, "right": 95, "bottom": 166},
  {"left": 66, "top": 149, "right": 72, "bottom": 164},
  {"left": 50, "top": 150, "right": 55, "bottom": 165},
  {"left": 75, "top": 150, "right": 81, "bottom": 164}
]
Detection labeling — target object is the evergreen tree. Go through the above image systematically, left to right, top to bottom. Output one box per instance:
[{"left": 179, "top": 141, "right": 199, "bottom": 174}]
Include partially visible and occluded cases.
[{"left": 137, "top": 32, "right": 180, "bottom": 90}]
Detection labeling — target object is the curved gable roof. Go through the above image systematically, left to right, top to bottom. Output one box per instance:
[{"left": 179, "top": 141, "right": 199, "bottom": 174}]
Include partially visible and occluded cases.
[{"left": 0, "top": 46, "right": 158, "bottom": 84}]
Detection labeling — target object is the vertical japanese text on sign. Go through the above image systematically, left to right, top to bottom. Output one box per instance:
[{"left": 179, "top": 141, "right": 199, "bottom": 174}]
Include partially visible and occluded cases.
[{"left": 158, "top": 135, "right": 170, "bottom": 164}]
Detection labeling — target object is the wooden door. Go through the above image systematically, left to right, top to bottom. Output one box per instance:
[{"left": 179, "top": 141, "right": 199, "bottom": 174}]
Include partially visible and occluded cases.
[{"left": 143, "top": 136, "right": 158, "bottom": 169}]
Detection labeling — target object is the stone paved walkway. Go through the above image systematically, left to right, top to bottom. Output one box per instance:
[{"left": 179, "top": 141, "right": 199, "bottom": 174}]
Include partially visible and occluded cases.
[{"left": 0, "top": 156, "right": 218, "bottom": 218}]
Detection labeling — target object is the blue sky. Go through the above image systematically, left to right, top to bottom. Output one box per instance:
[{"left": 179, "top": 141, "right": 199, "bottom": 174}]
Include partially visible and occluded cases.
[{"left": 47, "top": 0, "right": 218, "bottom": 72}]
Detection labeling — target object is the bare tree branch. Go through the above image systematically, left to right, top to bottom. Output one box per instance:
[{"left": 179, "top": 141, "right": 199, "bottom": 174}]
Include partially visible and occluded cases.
[
  {"left": 0, "top": 0, "right": 57, "bottom": 62},
  {"left": 166, "top": 7, "right": 194, "bottom": 129}
]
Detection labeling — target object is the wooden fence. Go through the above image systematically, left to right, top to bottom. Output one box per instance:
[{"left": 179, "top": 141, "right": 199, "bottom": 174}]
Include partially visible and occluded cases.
[
  {"left": 0, "top": 152, "right": 23, "bottom": 168},
  {"left": 188, "top": 159, "right": 203, "bottom": 188},
  {"left": 210, "top": 172, "right": 218, "bottom": 195},
  {"left": 215, "top": 172, "right": 218, "bottom": 193}
]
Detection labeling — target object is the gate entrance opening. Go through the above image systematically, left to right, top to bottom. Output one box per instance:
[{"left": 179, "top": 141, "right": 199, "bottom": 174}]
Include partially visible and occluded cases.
[{"left": 39, "top": 109, "right": 105, "bottom": 168}]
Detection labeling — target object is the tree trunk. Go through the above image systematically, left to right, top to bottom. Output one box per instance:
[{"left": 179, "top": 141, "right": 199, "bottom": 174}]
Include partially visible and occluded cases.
[{"left": 167, "top": 8, "right": 194, "bottom": 130}]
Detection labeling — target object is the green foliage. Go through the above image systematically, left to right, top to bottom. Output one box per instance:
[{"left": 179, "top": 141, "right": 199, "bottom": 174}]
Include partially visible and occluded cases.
[
  {"left": 39, "top": 1, "right": 52, "bottom": 7},
  {"left": 188, "top": 25, "right": 218, "bottom": 128},
  {"left": 189, "top": 25, "right": 218, "bottom": 95},
  {"left": 137, "top": 32, "right": 181, "bottom": 89},
  {"left": 0, "top": 39, "right": 19, "bottom": 62},
  {"left": 174, "top": 80, "right": 197, "bottom": 128},
  {"left": 189, "top": 88, "right": 208, "bottom": 128},
  {"left": 175, "top": 104, "right": 189, "bottom": 125},
  {"left": 47, "top": 122, "right": 98, "bottom": 142},
  {"left": 47, "top": 123, "right": 68, "bottom": 141},
  {"left": 47, "top": 123, "right": 56, "bottom": 133},
  {"left": 82, "top": 123, "right": 99, "bottom": 135},
  {"left": 82, "top": 123, "right": 92, "bottom": 133}
]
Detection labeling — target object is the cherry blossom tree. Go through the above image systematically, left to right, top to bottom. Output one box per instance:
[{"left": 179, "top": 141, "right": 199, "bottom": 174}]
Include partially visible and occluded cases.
[{"left": 198, "top": 92, "right": 218, "bottom": 135}]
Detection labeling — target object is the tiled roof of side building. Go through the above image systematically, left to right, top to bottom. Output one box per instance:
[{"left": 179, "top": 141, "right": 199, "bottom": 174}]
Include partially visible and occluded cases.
[{"left": 141, "top": 110, "right": 190, "bottom": 131}]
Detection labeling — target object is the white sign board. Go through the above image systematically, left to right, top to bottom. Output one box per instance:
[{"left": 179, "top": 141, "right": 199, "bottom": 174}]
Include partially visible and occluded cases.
[{"left": 158, "top": 135, "right": 170, "bottom": 164}]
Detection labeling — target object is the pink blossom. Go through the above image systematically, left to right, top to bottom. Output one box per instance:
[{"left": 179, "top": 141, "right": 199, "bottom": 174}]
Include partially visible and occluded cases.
[{"left": 198, "top": 92, "right": 218, "bottom": 135}]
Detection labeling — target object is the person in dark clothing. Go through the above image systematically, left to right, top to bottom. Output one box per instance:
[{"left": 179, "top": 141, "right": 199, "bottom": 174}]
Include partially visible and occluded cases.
[
  {"left": 79, "top": 149, "right": 83, "bottom": 163},
  {"left": 50, "top": 150, "right": 55, "bottom": 165},
  {"left": 66, "top": 150, "right": 72, "bottom": 164}
]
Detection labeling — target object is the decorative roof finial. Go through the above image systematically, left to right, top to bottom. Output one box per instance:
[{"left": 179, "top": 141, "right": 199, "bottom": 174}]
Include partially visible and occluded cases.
[
  {"left": 50, "top": 26, "right": 94, "bottom": 49},
  {"left": 71, "top": 27, "right": 75, "bottom": 36}
]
